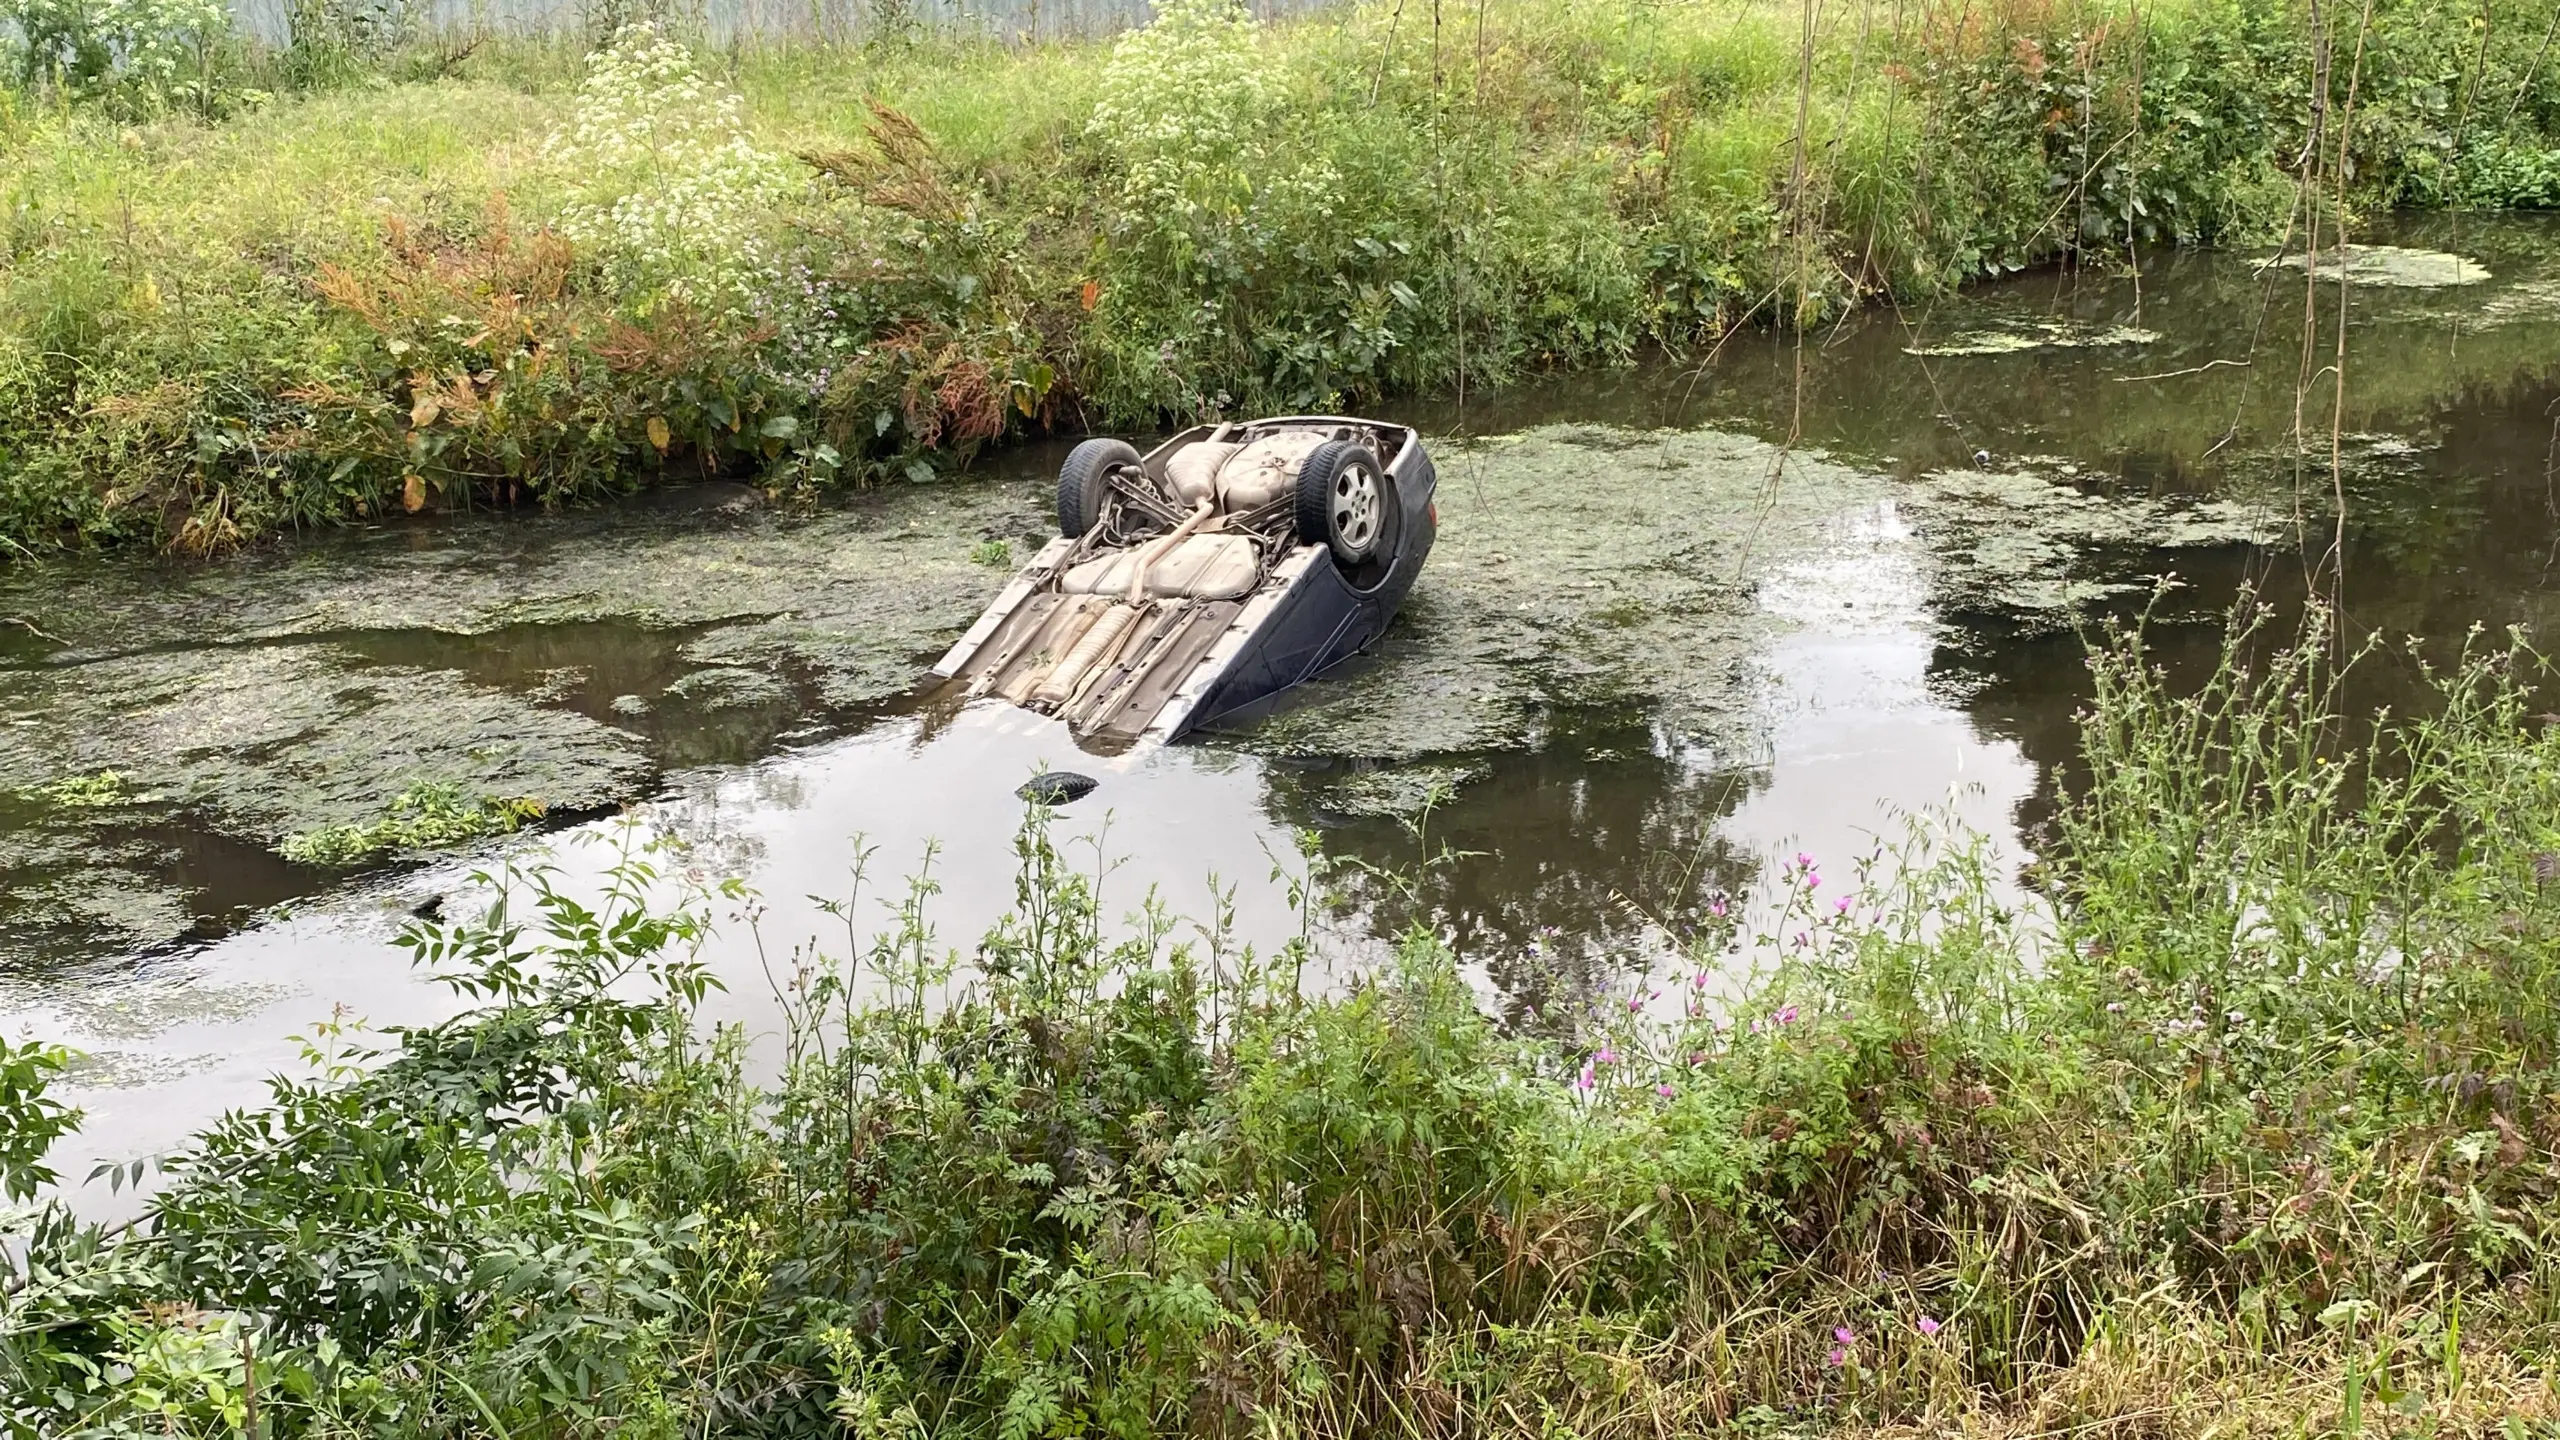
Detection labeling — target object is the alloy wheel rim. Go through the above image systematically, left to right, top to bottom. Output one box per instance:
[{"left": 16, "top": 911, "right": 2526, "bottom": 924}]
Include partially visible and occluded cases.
[{"left": 1331, "top": 464, "right": 1380, "bottom": 553}]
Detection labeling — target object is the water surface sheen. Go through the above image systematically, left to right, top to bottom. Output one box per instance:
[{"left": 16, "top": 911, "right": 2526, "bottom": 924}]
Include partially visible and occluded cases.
[{"left": 11, "top": 214, "right": 2560, "bottom": 1185}]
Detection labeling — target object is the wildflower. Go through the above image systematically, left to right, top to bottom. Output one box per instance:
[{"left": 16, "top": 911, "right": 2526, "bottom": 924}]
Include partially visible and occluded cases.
[
  {"left": 1796, "top": 851, "right": 1814, "bottom": 869},
  {"left": 1806, "top": 872, "right": 1820, "bottom": 890},
  {"left": 1834, "top": 896, "right": 1851, "bottom": 914},
  {"left": 1708, "top": 897, "right": 1729, "bottom": 918},
  {"left": 1692, "top": 971, "right": 1708, "bottom": 988},
  {"left": 1628, "top": 995, "right": 1644, "bottom": 1013},
  {"left": 1776, "top": 1005, "right": 1799, "bottom": 1025},
  {"left": 1595, "top": 1046, "right": 1619, "bottom": 1065},
  {"left": 1689, "top": 1051, "right": 1708, "bottom": 1065},
  {"left": 1575, "top": 1064, "right": 1595, "bottom": 1092},
  {"left": 1656, "top": 1084, "right": 1676, "bottom": 1098},
  {"left": 1917, "top": 1315, "right": 1942, "bottom": 1336},
  {"left": 1834, "top": 1326, "right": 1856, "bottom": 1344},
  {"left": 1825, "top": 1347, "right": 1848, "bottom": 1367}
]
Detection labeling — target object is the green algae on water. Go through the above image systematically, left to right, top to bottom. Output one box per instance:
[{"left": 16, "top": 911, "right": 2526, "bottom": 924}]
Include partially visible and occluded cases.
[
  {"left": 2276, "top": 245, "right": 2491, "bottom": 288},
  {"left": 1903, "top": 321, "right": 2161, "bottom": 357},
  {"left": 1904, "top": 466, "right": 2285, "bottom": 628}
]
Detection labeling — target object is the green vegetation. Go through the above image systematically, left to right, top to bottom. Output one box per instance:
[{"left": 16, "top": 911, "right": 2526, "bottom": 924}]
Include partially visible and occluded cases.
[
  {"left": 8, "top": 0, "right": 2560, "bottom": 553},
  {"left": 7, "top": 605, "right": 2560, "bottom": 1435},
  {"left": 23, "top": 770, "right": 132, "bottom": 808},
  {"left": 275, "top": 782, "right": 546, "bottom": 866}
]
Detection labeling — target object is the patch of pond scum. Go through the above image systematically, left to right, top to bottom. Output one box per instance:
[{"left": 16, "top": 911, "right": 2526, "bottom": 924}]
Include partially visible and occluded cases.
[
  {"left": 2276, "top": 244, "right": 2492, "bottom": 288},
  {"left": 1903, "top": 321, "right": 2162, "bottom": 357},
  {"left": 1252, "top": 425, "right": 2284, "bottom": 778},
  {"left": 0, "top": 482, "right": 1053, "bottom": 964}
]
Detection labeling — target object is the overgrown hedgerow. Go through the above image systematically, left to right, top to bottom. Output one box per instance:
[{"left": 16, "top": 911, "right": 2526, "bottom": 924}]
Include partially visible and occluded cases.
[
  {"left": 7, "top": 0, "right": 2560, "bottom": 553},
  {"left": 6, "top": 604, "right": 2559, "bottom": 1437}
]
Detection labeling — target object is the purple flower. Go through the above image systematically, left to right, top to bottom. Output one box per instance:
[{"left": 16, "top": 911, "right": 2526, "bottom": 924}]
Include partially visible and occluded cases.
[
  {"left": 1796, "top": 851, "right": 1814, "bottom": 869},
  {"left": 1806, "top": 873, "right": 1820, "bottom": 890},
  {"left": 1709, "top": 897, "right": 1729, "bottom": 918},
  {"left": 1834, "top": 897, "right": 1851, "bottom": 914},
  {"left": 1692, "top": 971, "right": 1709, "bottom": 989},
  {"left": 1628, "top": 995, "right": 1645, "bottom": 1013},
  {"left": 1776, "top": 1005, "right": 1799, "bottom": 1025},
  {"left": 1595, "top": 1046, "right": 1619, "bottom": 1065},
  {"left": 1575, "top": 1064, "right": 1595, "bottom": 1092},
  {"left": 1656, "top": 1084, "right": 1676, "bottom": 1098},
  {"left": 1917, "top": 1315, "right": 1942, "bottom": 1336},
  {"left": 1834, "top": 1325, "right": 1856, "bottom": 1344},
  {"left": 1825, "top": 1346, "right": 1847, "bottom": 1367}
]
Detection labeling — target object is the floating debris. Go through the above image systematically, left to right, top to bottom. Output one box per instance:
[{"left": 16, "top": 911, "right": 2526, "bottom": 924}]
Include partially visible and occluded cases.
[
  {"left": 2275, "top": 245, "right": 2490, "bottom": 288},
  {"left": 1904, "top": 321, "right": 2161, "bottom": 357},
  {"left": 1017, "top": 771, "right": 1099, "bottom": 805}
]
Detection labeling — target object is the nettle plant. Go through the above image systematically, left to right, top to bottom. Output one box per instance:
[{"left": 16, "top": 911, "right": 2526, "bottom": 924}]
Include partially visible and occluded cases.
[{"left": 541, "top": 23, "right": 798, "bottom": 316}]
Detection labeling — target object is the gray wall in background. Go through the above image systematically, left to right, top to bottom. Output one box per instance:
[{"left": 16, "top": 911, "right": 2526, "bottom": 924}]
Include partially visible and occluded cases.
[{"left": 224, "top": 0, "right": 1316, "bottom": 45}]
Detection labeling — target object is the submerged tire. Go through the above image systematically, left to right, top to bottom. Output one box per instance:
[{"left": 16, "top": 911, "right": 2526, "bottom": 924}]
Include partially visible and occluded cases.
[
  {"left": 1057, "top": 438, "right": 1142, "bottom": 539},
  {"left": 1295, "top": 441, "right": 1388, "bottom": 566}
]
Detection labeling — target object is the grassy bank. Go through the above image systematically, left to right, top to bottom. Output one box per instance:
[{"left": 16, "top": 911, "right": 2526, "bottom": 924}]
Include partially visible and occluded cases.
[
  {"left": 6, "top": 0, "right": 2560, "bottom": 553},
  {"left": 5, "top": 606, "right": 2560, "bottom": 1437}
]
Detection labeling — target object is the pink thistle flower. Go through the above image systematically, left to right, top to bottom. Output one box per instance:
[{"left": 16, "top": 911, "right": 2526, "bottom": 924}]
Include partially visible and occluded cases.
[
  {"left": 1917, "top": 1316, "right": 1942, "bottom": 1336},
  {"left": 1834, "top": 1325, "right": 1856, "bottom": 1344},
  {"left": 1824, "top": 1347, "right": 1847, "bottom": 1368}
]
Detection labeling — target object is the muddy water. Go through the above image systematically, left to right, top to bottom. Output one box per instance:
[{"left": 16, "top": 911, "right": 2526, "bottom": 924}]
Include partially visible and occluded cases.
[{"left": 12, "top": 214, "right": 2560, "bottom": 1195}]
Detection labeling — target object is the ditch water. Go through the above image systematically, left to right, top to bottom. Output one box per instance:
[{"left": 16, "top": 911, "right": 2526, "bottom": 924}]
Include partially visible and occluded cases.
[{"left": 11, "top": 212, "right": 2560, "bottom": 1200}]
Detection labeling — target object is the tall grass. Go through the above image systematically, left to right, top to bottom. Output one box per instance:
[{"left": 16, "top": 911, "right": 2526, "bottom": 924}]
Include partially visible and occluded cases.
[
  {"left": 4, "top": 0, "right": 2560, "bottom": 553},
  {"left": 5, "top": 603, "right": 2559, "bottom": 1436}
]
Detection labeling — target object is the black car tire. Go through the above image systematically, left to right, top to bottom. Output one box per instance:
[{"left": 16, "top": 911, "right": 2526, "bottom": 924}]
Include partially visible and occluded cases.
[
  {"left": 1057, "top": 438, "right": 1142, "bottom": 538},
  {"left": 1295, "top": 441, "right": 1388, "bottom": 566}
]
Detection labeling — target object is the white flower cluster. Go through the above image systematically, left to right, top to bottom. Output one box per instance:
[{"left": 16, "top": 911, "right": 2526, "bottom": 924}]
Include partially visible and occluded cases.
[
  {"left": 2, "top": 0, "right": 228, "bottom": 96},
  {"left": 1085, "top": 0, "right": 1271, "bottom": 217},
  {"left": 541, "top": 24, "right": 796, "bottom": 312}
]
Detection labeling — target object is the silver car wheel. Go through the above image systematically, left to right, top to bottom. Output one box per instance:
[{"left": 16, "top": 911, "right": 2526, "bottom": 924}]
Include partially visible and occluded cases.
[{"left": 1331, "top": 463, "right": 1381, "bottom": 556}]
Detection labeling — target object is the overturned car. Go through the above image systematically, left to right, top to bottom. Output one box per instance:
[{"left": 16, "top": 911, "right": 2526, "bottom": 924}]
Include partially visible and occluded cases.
[{"left": 930, "top": 416, "right": 1438, "bottom": 751}]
